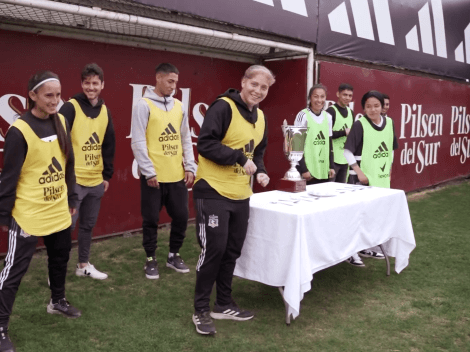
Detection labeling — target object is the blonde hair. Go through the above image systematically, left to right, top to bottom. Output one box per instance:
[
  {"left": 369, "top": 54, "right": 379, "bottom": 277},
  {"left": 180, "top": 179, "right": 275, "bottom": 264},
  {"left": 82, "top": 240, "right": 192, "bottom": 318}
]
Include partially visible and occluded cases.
[{"left": 243, "top": 65, "right": 276, "bottom": 86}]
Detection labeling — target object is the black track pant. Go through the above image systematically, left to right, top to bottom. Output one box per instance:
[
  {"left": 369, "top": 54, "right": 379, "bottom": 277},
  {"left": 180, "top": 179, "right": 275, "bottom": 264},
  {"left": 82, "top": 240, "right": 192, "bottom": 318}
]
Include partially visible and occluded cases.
[
  {"left": 333, "top": 163, "right": 349, "bottom": 183},
  {"left": 141, "top": 177, "right": 189, "bottom": 257},
  {"left": 194, "top": 198, "right": 249, "bottom": 312},
  {"left": 0, "top": 218, "right": 71, "bottom": 328}
]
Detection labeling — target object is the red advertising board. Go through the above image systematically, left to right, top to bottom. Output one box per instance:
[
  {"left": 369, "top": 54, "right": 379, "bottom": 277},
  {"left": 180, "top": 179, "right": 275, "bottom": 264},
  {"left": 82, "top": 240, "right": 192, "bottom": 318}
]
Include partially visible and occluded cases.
[
  {"left": 0, "top": 30, "right": 305, "bottom": 253},
  {"left": 319, "top": 61, "right": 470, "bottom": 191}
]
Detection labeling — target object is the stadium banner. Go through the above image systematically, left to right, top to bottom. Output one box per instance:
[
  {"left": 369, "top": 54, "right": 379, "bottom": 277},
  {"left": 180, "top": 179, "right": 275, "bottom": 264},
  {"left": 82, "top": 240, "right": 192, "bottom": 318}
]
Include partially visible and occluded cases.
[
  {"left": 131, "top": 0, "right": 318, "bottom": 43},
  {"left": 317, "top": 0, "right": 470, "bottom": 80},
  {"left": 319, "top": 61, "right": 470, "bottom": 191}
]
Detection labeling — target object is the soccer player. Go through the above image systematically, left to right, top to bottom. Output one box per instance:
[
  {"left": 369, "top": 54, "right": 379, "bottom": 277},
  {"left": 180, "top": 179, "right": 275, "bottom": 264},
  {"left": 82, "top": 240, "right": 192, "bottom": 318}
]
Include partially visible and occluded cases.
[
  {"left": 59, "top": 63, "right": 115, "bottom": 280},
  {"left": 131, "top": 63, "right": 196, "bottom": 280},
  {"left": 192, "top": 65, "right": 273, "bottom": 335},
  {"left": 0, "top": 71, "right": 81, "bottom": 352},
  {"left": 326, "top": 83, "right": 354, "bottom": 183},
  {"left": 294, "top": 84, "right": 335, "bottom": 183},
  {"left": 343, "top": 90, "right": 399, "bottom": 267},
  {"left": 382, "top": 93, "right": 390, "bottom": 117}
]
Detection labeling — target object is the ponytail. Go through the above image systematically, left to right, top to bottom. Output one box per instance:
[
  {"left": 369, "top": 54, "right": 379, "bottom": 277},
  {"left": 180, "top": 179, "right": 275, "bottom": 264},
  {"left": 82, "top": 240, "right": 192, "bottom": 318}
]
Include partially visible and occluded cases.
[{"left": 27, "top": 71, "right": 69, "bottom": 159}]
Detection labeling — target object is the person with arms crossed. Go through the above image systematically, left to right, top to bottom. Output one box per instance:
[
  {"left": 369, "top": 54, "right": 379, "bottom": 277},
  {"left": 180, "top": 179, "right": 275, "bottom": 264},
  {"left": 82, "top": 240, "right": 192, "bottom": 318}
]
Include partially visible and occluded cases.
[
  {"left": 59, "top": 63, "right": 116, "bottom": 280},
  {"left": 131, "top": 63, "right": 196, "bottom": 280},
  {"left": 192, "top": 65, "right": 273, "bottom": 335},
  {"left": 0, "top": 71, "right": 82, "bottom": 352},
  {"left": 326, "top": 83, "right": 354, "bottom": 183},
  {"left": 294, "top": 84, "right": 335, "bottom": 184},
  {"left": 343, "top": 90, "right": 399, "bottom": 267}
]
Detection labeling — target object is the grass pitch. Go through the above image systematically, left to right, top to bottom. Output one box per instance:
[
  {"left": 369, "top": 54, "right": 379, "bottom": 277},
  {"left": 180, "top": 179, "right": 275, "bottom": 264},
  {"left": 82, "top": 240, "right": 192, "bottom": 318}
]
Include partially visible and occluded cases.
[{"left": 6, "top": 182, "right": 470, "bottom": 351}]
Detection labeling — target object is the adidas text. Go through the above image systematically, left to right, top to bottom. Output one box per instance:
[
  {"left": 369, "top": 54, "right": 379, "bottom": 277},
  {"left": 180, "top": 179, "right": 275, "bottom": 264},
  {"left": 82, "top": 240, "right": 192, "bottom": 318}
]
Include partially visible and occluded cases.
[
  {"left": 159, "top": 134, "right": 180, "bottom": 142},
  {"left": 313, "top": 140, "right": 326, "bottom": 145},
  {"left": 82, "top": 144, "right": 102, "bottom": 151},
  {"left": 373, "top": 152, "right": 389, "bottom": 159},
  {"left": 39, "top": 172, "right": 65, "bottom": 184}
]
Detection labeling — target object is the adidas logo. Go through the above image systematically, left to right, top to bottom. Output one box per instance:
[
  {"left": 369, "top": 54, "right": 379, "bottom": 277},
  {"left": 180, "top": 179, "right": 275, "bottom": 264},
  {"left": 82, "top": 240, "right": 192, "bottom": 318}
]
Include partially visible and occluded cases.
[
  {"left": 253, "top": 0, "right": 307, "bottom": 17},
  {"left": 159, "top": 123, "right": 180, "bottom": 142},
  {"left": 313, "top": 131, "right": 326, "bottom": 145},
  {"left": 82, "top": 132, "right": 102, "bottom": 151},
  {"left": 373, "top": 142, "right": 389, "bottom": 159},
  {"left": 39, "top": 157, "right": 65, "bottom": 184}
]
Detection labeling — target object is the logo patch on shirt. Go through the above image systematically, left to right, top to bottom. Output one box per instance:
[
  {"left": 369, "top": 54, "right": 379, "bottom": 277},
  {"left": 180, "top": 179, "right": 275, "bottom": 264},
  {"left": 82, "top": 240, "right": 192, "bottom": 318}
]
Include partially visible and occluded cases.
[
  {"left": 159, "top": 123, "right": 180, "bottom": 142},
  {"left": 313, "top": 131, "right": 326, "bottom": 145},
  {"left": 82, "top": 132, "right": 102, "bottom": 151},
  {"left": 373, "top": 141, "right": 389, "bottom": 158},
  {"left": 208, "top": 215, "right": 219, "bottom": 228}
]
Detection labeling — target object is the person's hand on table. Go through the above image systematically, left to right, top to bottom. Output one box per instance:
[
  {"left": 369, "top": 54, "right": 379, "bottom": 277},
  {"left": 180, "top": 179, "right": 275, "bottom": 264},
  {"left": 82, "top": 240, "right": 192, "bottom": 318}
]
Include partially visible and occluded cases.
[
  {"left": 243, "top": 160, "right": 257, "bottom": 176},
  {"left": 256, "top": 173, "right": 269, "bottom": 187}
]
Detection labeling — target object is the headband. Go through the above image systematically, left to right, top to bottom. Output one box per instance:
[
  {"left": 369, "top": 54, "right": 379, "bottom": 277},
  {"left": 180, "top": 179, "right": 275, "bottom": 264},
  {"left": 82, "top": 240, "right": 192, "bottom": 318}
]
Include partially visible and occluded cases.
[{"left": 31, "top": 78, "right": 60, "bottom": 92}]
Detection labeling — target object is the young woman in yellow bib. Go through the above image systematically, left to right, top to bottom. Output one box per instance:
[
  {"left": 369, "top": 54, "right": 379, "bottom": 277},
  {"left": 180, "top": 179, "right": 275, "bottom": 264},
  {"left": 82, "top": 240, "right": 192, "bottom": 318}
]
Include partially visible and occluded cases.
[{"left": 0, "top": 71, "right": 81, "bottom": 352}]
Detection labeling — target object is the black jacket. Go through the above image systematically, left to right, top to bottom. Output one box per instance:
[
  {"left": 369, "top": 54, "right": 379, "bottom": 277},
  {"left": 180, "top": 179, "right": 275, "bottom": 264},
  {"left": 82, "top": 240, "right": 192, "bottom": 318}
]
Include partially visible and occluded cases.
[{"left": 193, "top": 89, "right": 268, "bottom": 200}]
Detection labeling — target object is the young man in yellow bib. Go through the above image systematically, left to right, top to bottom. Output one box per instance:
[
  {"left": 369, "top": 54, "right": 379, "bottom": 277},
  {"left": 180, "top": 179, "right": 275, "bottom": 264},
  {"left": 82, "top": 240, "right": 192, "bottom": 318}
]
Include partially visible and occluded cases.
[
  {"left": 59, "top": 63, "right": 115, "bottom": 280},
  {"left": 131, "top": 63, "right": 196, "bottom": 280},
  {"left": 191, "top": 65, "right": 273, "bottom": 335},
  {"left": 0, "top": 71, "right": 82, "bottom": 352},
  {"left": 326, "top": 83, "right": 354, "bottom": 183},
  {"left": 343, "top": 90, "right": 399, "bottom": 267}
]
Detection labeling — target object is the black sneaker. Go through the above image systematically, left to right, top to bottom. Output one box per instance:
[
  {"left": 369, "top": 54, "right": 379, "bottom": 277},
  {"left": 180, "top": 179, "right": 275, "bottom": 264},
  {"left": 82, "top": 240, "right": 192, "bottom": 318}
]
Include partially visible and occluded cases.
[
  {"left": 359, "top": 250, "right": 385, "bottom": 259},
  {"left": 166, "top": 254, "right": 190, "bottom": 273},
  {"left": 144, "top": 257, "right": 159, "bottom": 279},
  {"left": 46, "top": 298, "right": 82, "bottom": 318},
  {"left": 210, "top": 301, "right": 254, "bottom": 321},
  {"left": 192, "top": 311, "right": 216, "bottom": 335},
  {"left": 0, "top": 327, "right": 15, "bottom": 352}
]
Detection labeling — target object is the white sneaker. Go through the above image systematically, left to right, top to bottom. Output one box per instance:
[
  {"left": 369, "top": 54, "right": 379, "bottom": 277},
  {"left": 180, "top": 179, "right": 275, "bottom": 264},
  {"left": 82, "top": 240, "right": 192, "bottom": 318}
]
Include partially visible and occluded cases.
[
  {"left": 345, "top": 253, "right": 365, "bottom": 267},
  {"left": 75, "top": 263, "right": 108, "bottom": 280}
]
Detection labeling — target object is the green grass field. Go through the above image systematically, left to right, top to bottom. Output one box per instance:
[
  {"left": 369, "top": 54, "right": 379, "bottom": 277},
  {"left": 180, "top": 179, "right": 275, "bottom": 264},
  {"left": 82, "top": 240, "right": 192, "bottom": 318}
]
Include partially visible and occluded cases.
[{"left": 6, "top": 182, "right": 470, "bottom": 351}]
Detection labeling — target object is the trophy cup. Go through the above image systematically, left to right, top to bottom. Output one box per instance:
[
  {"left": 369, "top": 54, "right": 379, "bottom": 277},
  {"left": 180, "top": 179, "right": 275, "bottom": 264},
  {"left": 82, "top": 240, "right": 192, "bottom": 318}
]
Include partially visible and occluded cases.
[{"left": 276, "top": 120, "right": 308, "bottom": 193}]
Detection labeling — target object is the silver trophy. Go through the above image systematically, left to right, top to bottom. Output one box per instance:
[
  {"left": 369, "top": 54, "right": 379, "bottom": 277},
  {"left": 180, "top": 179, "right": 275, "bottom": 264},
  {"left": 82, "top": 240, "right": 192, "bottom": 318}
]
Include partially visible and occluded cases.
[{"left": 281, "top": 120, "right": 308, "bottom": 181}]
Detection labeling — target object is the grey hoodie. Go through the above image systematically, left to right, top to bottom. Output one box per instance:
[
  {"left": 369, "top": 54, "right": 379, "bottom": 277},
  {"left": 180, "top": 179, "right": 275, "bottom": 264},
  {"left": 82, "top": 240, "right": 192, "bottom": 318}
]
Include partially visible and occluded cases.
[{"left": 131, "top": 87, "right": 197, "bottom": 179}]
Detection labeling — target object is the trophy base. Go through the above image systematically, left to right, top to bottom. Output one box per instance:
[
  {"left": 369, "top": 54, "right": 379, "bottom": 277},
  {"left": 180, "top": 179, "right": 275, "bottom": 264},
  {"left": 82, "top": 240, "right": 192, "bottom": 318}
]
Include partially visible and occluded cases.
[{"left": 275, "top": 178, "right": 306, "bottom": 193}]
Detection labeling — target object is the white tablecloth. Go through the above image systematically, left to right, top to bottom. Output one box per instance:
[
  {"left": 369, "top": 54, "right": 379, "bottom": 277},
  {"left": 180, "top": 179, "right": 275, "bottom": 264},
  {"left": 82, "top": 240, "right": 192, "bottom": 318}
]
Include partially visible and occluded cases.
[{"left": 234, "top": 182, "right": 416, "bottom": 319}]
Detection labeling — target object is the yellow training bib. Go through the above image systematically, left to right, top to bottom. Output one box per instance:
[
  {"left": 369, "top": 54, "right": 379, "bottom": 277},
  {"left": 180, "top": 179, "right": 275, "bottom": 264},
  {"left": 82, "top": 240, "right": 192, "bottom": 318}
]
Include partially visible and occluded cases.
[
  {"left": 195, "top": 97, "right": 265, "bottom": 200},
  {"left": 144, "top": 98, "right": 185, "bottom": 183},
  {"left": 70, "top": 99, "right": 108, "bottom": 187},
  {"left": 11, "top": 115, "right": 71, "bottom": 236}
]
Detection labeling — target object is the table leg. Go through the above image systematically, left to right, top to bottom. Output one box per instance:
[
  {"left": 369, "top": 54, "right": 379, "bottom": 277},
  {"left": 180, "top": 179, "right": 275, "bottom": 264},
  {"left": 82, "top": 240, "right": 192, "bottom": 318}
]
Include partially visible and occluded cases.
[
  {"left": 379, "top": 244, "right": 390, "bottom": 276},
  {"left": 278, "top": 287, "right": 292, "bottom": 326}
]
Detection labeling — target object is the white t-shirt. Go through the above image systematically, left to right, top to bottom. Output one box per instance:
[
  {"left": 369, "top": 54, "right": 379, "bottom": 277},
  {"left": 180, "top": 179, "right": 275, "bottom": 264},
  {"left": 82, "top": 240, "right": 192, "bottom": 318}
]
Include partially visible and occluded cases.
[{"left": 294, "top": 107, "right": 333, "bottom": 137}]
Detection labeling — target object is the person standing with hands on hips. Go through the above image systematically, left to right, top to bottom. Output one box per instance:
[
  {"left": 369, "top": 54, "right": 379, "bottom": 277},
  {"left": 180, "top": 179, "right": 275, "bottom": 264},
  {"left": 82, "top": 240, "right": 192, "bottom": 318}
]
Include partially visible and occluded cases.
[
  {"left": 59, "top": 63, "right": 116, "bottom": 280},
  {"left": 131, "top": 63, "right": 196, "bottom": 280},
  {"left": 191, "top": 65, "right": 273, "bottom": 335},
  {"left": 0, "top": 71, "right": 82, "bottom": 352},
  {"left": 294, "top": 84, "right": 335, "bottom": 184},
  {"left": 343, "top": 90, "right": 399, "bottom": 266}
]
